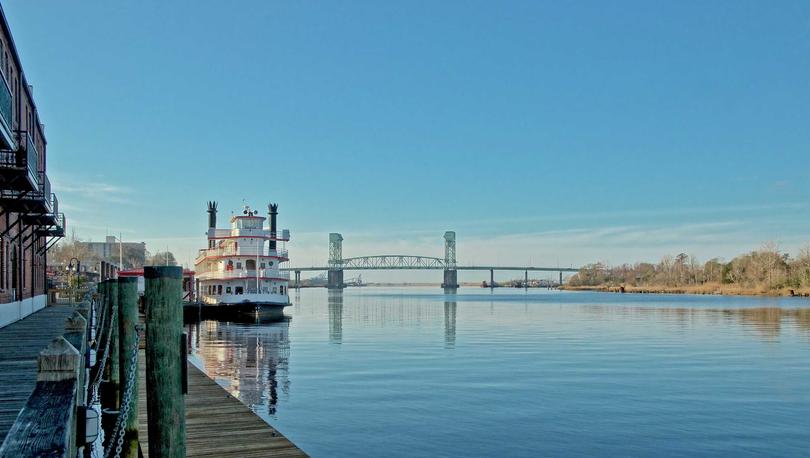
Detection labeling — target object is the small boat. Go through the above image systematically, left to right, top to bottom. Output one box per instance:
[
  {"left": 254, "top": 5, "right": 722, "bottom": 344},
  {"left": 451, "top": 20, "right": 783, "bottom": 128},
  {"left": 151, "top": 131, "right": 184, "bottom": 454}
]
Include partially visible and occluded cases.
[{"left": 194, "top": 201, "right": 291, "bottom": 320}]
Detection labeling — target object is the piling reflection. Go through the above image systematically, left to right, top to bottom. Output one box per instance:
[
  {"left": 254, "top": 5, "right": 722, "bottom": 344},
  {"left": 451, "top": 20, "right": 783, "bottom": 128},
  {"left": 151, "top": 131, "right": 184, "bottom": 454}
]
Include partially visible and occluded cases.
[
  {"left": 443, "top": 288, "right": 457, "bottom": 348},
  {"left": 328, "top": 290, "right": 343, "bottom": 344},
  {"left": 188, "top": 318, "right": 291, "bottom": 416}
]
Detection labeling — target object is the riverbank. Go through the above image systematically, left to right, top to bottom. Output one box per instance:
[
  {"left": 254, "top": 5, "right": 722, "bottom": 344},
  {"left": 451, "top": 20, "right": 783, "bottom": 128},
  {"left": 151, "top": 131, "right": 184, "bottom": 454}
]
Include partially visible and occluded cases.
[{"left": 560, "top": 283, "right": 810, "bottom": 297}]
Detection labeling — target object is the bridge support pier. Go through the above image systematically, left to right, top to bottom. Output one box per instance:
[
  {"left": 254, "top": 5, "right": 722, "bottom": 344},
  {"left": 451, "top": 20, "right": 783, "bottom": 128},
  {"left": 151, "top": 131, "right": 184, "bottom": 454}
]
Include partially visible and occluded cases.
[
  {"left": 441, "top": 269, "right": 458, "bottom": 289},
  {"left": 294, "top": 270, "right": 301, "bottom": 289},
  {"left": 328, "top": 270, "right": 344, "bottom": 289}
]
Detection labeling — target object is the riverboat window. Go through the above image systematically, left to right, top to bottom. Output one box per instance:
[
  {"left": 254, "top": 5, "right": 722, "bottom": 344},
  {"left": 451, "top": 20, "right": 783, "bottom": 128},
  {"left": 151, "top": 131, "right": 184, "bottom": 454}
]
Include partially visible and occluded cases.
[
  {"left": 246, "top": 259, "right": 256, "bottom": 271},
  {"left": 227, "top": 260, "right": 233, "bottom": 271},
  {"left": 269, "top": 261, "right": 274, "bottom": 267},
  {"left": 236, "top": 262, "right": 242, "bottom": 269},
  {"left": 260, "top": 262, "right": 266, "bottom": 269},
  {"left": 217, "top": 285, "right": 222, "bottom": 295},
  {"left": 226, "top": 286, "right": 231, "bottom": 294},
  {"left": 235, "top": 286, "right": 243, "bottom": 295},
  {"left": 280, "top": 286, "right": 285, "bottom": 295},
  {"left": 272, "top": 287, "right": 277, "bottom": 294}
]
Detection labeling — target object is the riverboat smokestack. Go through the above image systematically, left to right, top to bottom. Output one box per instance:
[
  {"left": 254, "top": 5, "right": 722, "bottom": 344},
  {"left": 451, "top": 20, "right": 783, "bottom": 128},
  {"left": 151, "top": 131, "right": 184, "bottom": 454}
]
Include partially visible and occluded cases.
[
  {"left": 207, "top": 201, "right": 218, "bottom": 228},
  {"left": 269, "top": 203, "right": 278, "bottom": 250}
]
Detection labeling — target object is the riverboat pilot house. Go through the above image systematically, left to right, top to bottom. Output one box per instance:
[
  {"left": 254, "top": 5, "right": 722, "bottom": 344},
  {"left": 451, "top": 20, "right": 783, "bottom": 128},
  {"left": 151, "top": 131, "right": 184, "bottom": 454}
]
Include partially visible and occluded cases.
[{"left": 0, "top": 6, "right": 65, "bottom": 327}]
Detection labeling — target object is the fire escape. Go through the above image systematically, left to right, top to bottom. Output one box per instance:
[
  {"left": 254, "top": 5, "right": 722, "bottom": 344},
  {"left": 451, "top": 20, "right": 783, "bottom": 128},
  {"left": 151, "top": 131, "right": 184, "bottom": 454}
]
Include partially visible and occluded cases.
[{"left": 0, "top": 76, "right": 64, "bottom": 257}]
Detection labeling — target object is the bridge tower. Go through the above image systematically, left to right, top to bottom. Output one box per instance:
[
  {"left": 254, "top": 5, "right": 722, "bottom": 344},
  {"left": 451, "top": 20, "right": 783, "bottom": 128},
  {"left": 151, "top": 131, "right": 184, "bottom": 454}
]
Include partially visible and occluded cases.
[
  {"left": 441, "top": 231, "right": 458, "bottom": 288},
  {"left": 328, "top": 233, "right": 344, "bottom": 289}
]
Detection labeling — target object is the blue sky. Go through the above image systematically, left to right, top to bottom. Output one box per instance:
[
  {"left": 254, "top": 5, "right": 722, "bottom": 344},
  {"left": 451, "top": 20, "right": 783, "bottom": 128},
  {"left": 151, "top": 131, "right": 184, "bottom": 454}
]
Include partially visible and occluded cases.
[{"left": 4, "top": 1, "right": 809, "bottom": 279}]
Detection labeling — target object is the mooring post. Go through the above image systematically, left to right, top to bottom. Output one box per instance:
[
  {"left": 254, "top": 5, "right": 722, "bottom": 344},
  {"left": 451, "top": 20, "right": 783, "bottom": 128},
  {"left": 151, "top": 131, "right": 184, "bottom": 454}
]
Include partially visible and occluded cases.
[
  {"left": 145, "top": 266, "right": 186, "bottom": 457},
  {"left": 490, "top": 269, "right": 494, "bottom": 289},
  {"left": 525, "top": 270, "right": 528, "bottom": 289},
  {"left": 118, "top": 276, "right": 140, "bottom": 457},
  {"left": 107, "top": 279, "right": 120, "bottom": 410},
  {"left": 64, "top": 310, "right": 88, "bottom": 406}
]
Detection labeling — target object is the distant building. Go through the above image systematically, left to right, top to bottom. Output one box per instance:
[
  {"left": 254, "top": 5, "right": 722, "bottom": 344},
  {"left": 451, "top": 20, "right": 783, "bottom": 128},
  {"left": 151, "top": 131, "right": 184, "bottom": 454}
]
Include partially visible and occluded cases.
[
  {"left": 0, "top": 5, "right": 66, "bottom": 327},
  {"left": 77, "top": 236, "right": 146, "bottom": 268}
]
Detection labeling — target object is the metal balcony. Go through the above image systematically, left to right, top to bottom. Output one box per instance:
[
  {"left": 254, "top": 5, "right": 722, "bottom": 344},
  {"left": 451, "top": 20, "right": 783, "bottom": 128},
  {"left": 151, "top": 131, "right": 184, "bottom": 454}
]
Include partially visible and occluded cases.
[
  {"left": 0, "top": 131, "right": 39, "bottom": 192},
  {"left": 37, "top": 212, "right": 65, "bottom": 238}
]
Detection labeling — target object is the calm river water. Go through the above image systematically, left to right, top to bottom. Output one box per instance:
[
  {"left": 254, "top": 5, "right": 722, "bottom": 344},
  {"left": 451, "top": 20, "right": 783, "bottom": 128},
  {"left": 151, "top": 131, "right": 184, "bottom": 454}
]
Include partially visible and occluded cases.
[{"left": 186, "top": 288, "right": 810, "bottom": 457}]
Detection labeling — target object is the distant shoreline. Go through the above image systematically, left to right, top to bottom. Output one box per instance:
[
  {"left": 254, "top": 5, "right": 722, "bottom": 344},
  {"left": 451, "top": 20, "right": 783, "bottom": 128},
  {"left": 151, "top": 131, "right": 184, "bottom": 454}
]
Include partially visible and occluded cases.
[{"left": 560, "top": 284, "right": 810, "bottom": 298}]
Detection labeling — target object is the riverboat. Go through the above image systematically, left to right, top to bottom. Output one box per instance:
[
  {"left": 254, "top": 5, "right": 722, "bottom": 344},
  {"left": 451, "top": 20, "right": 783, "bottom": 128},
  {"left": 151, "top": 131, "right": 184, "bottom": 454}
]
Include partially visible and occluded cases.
[{"left": 194, "top": 202, "right": 291, "bottom": 319}]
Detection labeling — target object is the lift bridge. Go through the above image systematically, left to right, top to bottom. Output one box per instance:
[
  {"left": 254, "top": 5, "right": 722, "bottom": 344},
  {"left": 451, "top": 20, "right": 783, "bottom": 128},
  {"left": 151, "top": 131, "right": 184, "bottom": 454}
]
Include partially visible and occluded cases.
[{"left": 282, "top": 232, "right": 580, "bottom": 289}]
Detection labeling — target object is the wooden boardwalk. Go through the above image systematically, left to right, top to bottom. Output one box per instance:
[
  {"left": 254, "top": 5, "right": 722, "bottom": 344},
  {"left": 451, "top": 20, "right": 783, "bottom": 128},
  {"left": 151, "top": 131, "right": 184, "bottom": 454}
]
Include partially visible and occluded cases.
[
  {"left": 0, "top": 305, "right": 76, "bottom": 443},
  {"left": 138, "top": 352, "right": 307, "bottom": 457}
]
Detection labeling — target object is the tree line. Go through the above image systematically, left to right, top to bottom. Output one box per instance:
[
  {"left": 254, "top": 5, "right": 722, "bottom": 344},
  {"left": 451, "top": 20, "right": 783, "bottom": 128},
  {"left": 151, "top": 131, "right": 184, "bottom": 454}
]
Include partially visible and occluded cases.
[{"left": 568, "top": 243, "right": 810, "bottom": 292}]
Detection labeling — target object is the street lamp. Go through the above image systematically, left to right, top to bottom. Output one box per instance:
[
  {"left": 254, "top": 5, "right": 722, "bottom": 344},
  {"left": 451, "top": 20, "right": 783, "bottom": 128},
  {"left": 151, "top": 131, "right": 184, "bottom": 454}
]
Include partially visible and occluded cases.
[{"left": 67, "top": 257, "right": 80, "bottom": 305}]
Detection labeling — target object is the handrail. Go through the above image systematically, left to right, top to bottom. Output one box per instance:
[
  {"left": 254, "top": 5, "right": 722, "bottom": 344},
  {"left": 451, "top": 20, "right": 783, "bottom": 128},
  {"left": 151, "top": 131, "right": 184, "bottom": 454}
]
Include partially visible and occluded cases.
[
  {"left": 0, "top": 72, "right": 11, "bottom": 132},
  {"left": 20, "top": 131, "right": 39, "bottom": 188},
  {"left": 39, "top": 172, "right": 51, "bottom": 211},
  {"left": 51, "top": 193, "right": 59, "bottom": 216},
  {"left": 207, "top": 228, "right": 290, "bottom": 241},
  {"left": 195, "top": 247, "right": 289, "bottom": 263},
  {"left": 196, "top": 269, "right": 290, "bottom": 281}
]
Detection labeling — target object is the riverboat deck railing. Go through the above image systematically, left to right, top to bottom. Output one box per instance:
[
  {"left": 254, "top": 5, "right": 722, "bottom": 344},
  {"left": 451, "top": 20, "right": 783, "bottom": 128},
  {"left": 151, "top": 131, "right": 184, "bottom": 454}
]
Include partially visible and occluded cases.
[
  {"left": 207, "top": 228, "right": 290, "bottom": 241},
  {"left": 195, "top": 247, "right": 289, "bottom": 263},
  {"left": 196, "top": 269, "right": 291, "bottom": 281}
]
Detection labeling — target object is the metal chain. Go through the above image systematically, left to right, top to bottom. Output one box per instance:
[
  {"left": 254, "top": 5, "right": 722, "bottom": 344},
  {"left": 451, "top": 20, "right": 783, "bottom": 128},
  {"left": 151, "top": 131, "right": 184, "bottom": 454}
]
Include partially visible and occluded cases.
[
  {"left": 93, "top": 298, "right": 107, "bottom": 349},
  {"left": 90, "top": 307, "right": 117, "bottom": 405},
  {"left": 104, "top": 325, "right": 143, "bottom": 458}
]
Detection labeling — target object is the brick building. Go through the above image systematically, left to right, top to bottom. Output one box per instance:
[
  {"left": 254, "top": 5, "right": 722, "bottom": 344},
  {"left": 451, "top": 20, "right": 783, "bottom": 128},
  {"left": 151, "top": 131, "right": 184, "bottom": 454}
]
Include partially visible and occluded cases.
[{"left": 0, "top": 6, "right": 65, "bottom": 327}]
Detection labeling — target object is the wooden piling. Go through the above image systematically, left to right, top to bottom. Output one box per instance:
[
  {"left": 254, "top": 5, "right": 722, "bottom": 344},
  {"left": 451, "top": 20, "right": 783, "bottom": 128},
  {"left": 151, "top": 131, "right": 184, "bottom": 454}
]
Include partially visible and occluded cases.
[
  {"left": 144, "top": 266, "right": 186, "bottom": 457},
  {"left": 117, "top": 277, "right": 140, "bottom": 458},
  {"left": 106, "top": 280, "right": 120, "bottom": 410}
]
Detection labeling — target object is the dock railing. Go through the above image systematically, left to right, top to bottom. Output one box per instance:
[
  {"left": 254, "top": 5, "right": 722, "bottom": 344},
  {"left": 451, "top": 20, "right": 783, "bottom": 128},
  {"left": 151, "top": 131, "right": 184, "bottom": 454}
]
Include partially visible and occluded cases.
[
  {"left": 0, "top": 272, "right": 185, "bottom": 458},
  {"left": 0, "top": 301, "right": 90, "bottom": 457}
]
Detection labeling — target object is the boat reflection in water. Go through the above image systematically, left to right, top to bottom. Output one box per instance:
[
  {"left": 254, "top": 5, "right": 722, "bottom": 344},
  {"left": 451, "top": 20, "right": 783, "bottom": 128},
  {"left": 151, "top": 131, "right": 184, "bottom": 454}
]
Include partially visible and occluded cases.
[{"left": 186, "top": 317, "right": 291, "bottom": 416}]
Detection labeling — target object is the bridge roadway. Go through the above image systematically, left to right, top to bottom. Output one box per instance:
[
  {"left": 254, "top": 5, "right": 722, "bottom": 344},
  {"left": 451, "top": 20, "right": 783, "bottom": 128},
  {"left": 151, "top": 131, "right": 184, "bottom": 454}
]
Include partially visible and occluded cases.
[
  {"left": 280, "top": 254, "right": 579, "bottom": 272},
  {"left": 281, "top": 265, "right": 579, "bottom": 272}
]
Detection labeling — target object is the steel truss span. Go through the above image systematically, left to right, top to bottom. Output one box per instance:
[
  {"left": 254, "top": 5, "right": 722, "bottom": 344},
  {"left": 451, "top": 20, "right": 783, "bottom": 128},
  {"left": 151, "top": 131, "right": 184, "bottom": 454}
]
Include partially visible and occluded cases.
[{"left": 339, "top": 255, "right": 446, "bottom": 270}]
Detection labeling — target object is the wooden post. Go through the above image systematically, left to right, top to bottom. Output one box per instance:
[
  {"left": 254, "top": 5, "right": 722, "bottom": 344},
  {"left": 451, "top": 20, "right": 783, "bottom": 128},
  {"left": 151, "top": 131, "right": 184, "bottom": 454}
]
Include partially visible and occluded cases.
[
  {"left": 145, "top": 266, "right": 186, "bottom": 457},
  {"left": 117, "top": 276, "right": 140, "bottom": 458},
  {"left": 106, "top": 280, "right": 120, "bottom": 410},
  {"left": 64, "top": 310, "right": 88, "bottom": 406}
]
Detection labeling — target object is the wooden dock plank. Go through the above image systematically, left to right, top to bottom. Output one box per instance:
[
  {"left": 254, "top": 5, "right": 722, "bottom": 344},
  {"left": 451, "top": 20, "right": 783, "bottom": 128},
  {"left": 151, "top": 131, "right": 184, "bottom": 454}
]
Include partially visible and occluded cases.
[
  {"left": 0, "top": 305, "right": 76, "bottom": 443},
  {"left": 137, "top": 351, "right": 307, "bottom": 457}
]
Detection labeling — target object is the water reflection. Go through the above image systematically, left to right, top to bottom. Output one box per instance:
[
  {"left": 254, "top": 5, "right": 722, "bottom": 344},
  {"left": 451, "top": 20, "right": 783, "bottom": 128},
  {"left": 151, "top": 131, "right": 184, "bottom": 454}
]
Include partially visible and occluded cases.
[
  {"left": 328, "top": 290, "right": 343, "bottom": 344},
  {"left": 443, "top": 290, "right": 457, "bottom": 348},
  {"left": 580, "top": 305, "right": 810, "bottom": 341},
  {"left": 188, "top": 318, "right": 291, "bottom": 416}
]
